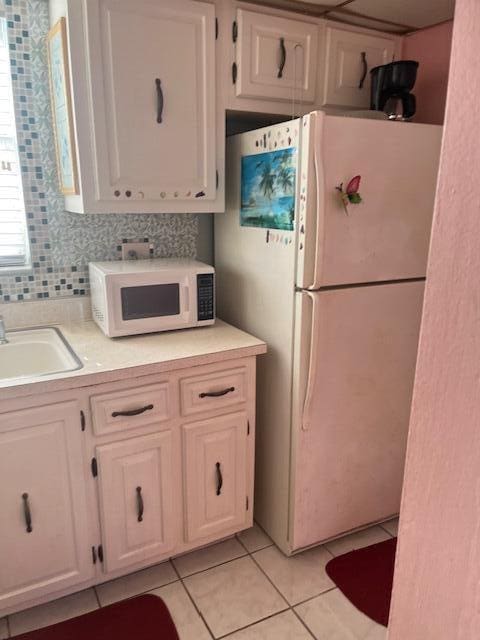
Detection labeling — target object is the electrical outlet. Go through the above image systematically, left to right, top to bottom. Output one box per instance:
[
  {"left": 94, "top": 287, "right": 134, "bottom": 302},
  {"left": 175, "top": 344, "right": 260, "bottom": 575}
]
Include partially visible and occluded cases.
[{"left": 121, "top": 242, "right": 153, "bottom": 260}]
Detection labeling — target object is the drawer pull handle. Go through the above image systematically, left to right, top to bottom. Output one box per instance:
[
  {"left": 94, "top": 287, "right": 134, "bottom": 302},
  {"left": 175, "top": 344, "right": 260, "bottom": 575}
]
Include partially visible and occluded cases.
[
  {"left": 278, "top": 37, "right": 286, "bottom": 78},
  {"left": 155, "top": 78, "right": 164, "bottom": 123},
  {"left": 199, "top": 387, "right": 235, "bottom": 399},
  {"left": 111, "top": 404, "right": 154, "bottom": 418},
  {"left": 215, "top": 462, "right": 223, "bottom": 496},
  {"left": 136, "top": 486, "right": 144, "bottom": 522},
  {"left": 22, "top": 492, "right": 32, "bottom": 533}
]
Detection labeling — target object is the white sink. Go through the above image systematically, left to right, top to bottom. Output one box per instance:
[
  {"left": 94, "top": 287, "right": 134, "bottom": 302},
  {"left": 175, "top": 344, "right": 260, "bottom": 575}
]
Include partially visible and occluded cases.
[{"left": 0, "top": 327, "right": 82, "bottom": 382}]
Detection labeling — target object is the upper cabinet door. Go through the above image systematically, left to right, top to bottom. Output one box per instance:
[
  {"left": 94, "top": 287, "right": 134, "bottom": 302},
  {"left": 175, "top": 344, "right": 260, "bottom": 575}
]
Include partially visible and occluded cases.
[
  {"left": 72, "top": 0, "right": 216, "bottom": 211},
  {"left": 236, "top": 9, "right": 319, "bottom": 104},
  {"left": 323, "top": 27, "right": 398, "bottom": 109},
  {"left": 0, "top": 402, "right": 93, "bottom": 611}
]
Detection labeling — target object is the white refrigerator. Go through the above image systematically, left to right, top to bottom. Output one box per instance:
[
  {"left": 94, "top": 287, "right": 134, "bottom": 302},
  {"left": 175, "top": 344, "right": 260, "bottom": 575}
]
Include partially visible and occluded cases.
[{"left": 215, "top": 111, "right": 442, "bottom": 554}]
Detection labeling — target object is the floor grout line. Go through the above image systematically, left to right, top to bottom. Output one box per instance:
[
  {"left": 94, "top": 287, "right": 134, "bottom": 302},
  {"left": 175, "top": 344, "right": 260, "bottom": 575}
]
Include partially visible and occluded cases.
[
  {"left": 378, "top": 522, "right": 397, "bottom": 538},
  {"left": 236, "top": 525, "right": 274, "bottom": 554},
  {"left": 235, "top": 534, "right": 250, "bottom": 555},
  {"left": 322, "top": 544, "right": 337, "bottom": 559},
  {"left": 173, "top": 549, "right": 248, "bottom": 580},
  {"left": 248, "top": 551, "right": 291, "bottom": 608},
  {"left": 94, "top": 561, "right": 180, "bottom": 607},
  {"left": 171, "top": 561, "right": 215, "bottom": 640},
  {"left": 96, "top": 576, "right": 180, "bottom": 606},
  {"left": 293, "top": 585, "right": 339, "bottom": 609},
  {"left": 92, "top": 586, "right": 101, "bottom": 609},
  {"left": 291, "top": 606, "right": 317, "bottom": 639},
  {"left": 217, "top": 608, "right": 296, "bottom": 639},
  {"left": 6, "top": 615, "right": 11, "bottom": 639}
]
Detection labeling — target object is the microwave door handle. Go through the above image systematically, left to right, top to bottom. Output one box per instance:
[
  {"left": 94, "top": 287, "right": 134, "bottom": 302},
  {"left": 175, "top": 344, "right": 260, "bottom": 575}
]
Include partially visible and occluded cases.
[{"left": 183, "top": 285, "right": 190, "bottom": 313}]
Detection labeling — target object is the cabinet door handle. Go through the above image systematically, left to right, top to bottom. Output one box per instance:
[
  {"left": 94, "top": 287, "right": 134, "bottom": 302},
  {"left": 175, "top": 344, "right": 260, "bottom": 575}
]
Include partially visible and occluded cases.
[
  {"left": 278, "top": 37, "right": 287, "bottom": 78},
  {"left": 359, "top": 51, "right": 368, "bottom": 89},
  {"left": 155, "top": 78, "right": 164, "bottom": 123},
  {"left": 199, "top": 387, "right": 235, "bottom": 399},
  {"left": 111, "top": 404, "right": 154, "bottom": 418},
  {"left": 215, "top": 462, "right": 223, "bottom": 496},
  {"left": 136, "top": 486, "right": 144, "bottom": 522},
  {"left": 22, "top": 493, "right": 32, "bottom": 533}
]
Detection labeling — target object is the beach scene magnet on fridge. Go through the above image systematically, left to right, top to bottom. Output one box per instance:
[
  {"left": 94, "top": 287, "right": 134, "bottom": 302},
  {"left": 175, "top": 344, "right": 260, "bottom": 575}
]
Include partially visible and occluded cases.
[{"left": 240, "top": 148, "right": 296, "bottom": 231}]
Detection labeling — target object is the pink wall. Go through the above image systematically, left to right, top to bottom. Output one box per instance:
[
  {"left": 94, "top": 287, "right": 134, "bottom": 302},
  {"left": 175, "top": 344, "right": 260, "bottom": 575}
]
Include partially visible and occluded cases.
[
  {"left": 388, "top": 1, "right": 480, "bottom": 638},
  {"left": 403, "top": 21, "right": 453, "bottom": 125}
]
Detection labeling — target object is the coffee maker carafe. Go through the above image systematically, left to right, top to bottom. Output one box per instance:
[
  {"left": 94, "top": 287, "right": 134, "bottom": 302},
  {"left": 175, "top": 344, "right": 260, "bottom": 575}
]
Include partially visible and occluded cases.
[{"left": 370, "top": 60, "right": 419, "bottom": 120}]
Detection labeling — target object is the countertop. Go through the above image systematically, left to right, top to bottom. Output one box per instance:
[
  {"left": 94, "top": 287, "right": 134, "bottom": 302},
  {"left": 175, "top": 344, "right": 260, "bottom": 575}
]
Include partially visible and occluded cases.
[{"left": 0, "top": 319, "right": 267, "bottom": 401}]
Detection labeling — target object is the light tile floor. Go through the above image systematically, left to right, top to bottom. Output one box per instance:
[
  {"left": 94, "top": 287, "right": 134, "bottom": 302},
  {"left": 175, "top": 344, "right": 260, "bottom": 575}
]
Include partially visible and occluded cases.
[{"left": 3, "top": 519, "right": 398, "bottom": 639}]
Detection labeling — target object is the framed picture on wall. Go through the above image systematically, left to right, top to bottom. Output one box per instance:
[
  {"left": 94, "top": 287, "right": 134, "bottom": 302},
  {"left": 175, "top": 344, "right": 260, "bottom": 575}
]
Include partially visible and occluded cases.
[{"left": 47, "top": 17, "right": 78, "bottom": 195}]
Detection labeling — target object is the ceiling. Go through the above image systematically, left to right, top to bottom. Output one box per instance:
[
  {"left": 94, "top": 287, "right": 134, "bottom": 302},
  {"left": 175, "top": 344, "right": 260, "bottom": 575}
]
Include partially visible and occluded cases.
[{"left": 250, "top": 0, "right": 456, "bottom": 34}]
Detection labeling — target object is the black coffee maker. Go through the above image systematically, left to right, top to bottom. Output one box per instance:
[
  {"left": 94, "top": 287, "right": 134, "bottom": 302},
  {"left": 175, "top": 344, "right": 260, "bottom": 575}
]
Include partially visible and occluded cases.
[{"left": 370, "top": 60, "right": 419, "bottom": 120}]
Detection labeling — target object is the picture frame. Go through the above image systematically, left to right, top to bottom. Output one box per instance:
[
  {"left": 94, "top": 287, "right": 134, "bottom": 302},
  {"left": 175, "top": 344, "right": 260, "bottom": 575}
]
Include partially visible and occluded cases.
[
  {"left": 47, "top": 17, "right": 78, "bottom": 195},
  {"left": 240, "top": 148, "right": 297, "bottom": 231}
]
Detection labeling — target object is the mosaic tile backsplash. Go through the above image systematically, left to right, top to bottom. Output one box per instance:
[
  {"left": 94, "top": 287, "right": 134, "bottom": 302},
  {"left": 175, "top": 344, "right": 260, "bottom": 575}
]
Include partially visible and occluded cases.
[{"left": 0, "top": 0, "right": 199, "bottom": 303}]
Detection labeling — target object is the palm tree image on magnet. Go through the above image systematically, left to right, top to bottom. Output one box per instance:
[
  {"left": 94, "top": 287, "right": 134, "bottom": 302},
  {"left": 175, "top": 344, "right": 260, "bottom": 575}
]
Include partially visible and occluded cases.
[{"left": 240, "top": 148, "right": 297, "bottom": 231}]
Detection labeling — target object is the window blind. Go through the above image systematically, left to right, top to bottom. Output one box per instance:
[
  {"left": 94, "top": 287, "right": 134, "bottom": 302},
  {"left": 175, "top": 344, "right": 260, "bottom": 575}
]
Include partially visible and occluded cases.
[{"left": 0, "top": 17, "right": 29, "bottom": 268}]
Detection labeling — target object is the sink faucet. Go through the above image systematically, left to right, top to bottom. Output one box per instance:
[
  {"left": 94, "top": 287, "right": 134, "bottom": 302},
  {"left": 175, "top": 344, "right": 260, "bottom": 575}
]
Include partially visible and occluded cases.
[{"left": 0, "top": 316, "right": 8, "bottom": 345}]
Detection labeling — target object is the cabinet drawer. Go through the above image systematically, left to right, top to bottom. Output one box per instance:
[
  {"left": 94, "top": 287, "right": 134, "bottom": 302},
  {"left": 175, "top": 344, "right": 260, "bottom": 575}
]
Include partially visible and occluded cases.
[
  {"left": 180, "top": 367, "right": 247, "bottom": 416},
  {"left": 91, "top": 382, "right": 171, "bottom": 436}
]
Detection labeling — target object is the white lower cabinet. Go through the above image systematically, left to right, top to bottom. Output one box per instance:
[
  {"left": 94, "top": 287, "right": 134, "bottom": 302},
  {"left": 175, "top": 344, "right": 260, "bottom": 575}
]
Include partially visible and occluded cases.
[
  {"left": 0, "top": 356, "right": 257, "bottom": 616},
  {"left": 0, "top": 402, "right": 94, "bottom": 612},
  {"left": 183, "top": 412, "right": 249, "bottom": 542},
  {"left": 96, "top": 431, "right": 176, "bottom": 573}
]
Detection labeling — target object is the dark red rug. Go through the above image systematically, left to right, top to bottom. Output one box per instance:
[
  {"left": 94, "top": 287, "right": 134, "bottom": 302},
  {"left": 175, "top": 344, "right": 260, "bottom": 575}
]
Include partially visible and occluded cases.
[
  {"left": 325, "top": 537, "right": 397, "bottom": 627},
  {"left": 11, "top": 594, "right": 179, "bottom": 640}
]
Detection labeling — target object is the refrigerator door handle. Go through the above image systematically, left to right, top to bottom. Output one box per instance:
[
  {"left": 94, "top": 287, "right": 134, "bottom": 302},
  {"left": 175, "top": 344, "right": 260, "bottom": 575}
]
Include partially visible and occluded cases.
[
  {"left": 307, "top": 112, "right": 325, "bottom": 291},
  {"left": 302, "top": 291, "right": 320, "bottom": 431}
]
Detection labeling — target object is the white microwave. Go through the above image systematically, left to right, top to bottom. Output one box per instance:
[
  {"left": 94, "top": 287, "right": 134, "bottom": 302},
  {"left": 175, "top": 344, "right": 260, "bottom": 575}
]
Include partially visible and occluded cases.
[{"left": 89, "top": 259, "right": 215, "bottom": 337}]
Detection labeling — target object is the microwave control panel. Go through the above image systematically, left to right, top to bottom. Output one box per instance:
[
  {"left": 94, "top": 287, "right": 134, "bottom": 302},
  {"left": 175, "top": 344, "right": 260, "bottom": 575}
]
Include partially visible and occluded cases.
[{"left": 197, "top": 273, "right": 215, "bottom": 321}]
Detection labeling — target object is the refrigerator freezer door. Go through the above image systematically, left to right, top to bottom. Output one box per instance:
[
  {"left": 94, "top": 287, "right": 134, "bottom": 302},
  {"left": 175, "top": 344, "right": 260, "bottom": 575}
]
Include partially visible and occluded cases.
[
  {"left": 297, "top": 111, "right": 442, "bottom": 289},
  {"left": 290, "top": 281, "right": 424, "bottom": 550}
]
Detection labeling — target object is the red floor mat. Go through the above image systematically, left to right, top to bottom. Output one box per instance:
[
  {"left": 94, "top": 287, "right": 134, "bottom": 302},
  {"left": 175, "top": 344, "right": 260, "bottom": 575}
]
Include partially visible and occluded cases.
[
  {"left": 325, "top": 537, "right": 397, "bottom": 627},
  {"left": 11, "top": 594, "right": 179, "bottom": 640}
]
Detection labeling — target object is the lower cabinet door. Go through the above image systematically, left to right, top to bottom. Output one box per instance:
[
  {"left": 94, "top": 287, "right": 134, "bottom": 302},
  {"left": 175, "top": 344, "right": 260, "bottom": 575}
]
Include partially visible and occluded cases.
[
  {"left": 0, "top": 402, "right": 94, "bottom": 611},
  {"left": 183, "top": 412, "right": 248, "bottom": 542},
  {"left": 96, "top": 431, "right": 176, "bottom": 573}
]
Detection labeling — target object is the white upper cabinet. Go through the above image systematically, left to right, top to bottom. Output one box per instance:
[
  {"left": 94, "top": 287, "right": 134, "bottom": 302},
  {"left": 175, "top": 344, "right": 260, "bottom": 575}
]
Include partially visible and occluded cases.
[
  {"left": 65, "top": 0, "right": 222, "bottom": 213},
  {"left": 235, "top": 9, "right": 319, "bottom": 104},
  {"left": 323, "top": 27, "right": 399, "bottom": 110}
]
